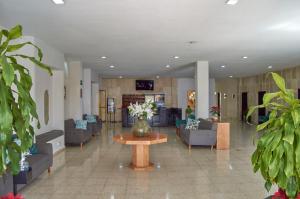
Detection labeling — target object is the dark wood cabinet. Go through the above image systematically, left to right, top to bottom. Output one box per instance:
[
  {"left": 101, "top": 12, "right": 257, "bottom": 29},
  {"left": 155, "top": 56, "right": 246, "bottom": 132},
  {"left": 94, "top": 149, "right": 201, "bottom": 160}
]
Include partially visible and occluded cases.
[{"left": 122, "top": 107, "right": 181, "bottom": 127}]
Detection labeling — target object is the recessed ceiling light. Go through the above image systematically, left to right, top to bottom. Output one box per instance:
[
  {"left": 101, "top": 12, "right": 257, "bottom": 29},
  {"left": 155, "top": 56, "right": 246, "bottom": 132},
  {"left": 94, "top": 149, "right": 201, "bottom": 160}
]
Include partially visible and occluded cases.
[
  {"left": 52, "top": 0, "right": 64, "bottom": 4},
  {"left": 226, "top": 0, "right": 238, "bottom": 5},
  {"left": 188, "top": 41, "right": 198, "bottom": 44},
  {"left": 101, "top": 56, "right": 107, "bottom": 59},
  {"left": 174, "top": 56, "right": 180, "bottom": 59},
  {"left": 242, "top": 56, "right": 248, "bottom": 59},
  {"left": 109, "top": 65, "right": 115, "bottom": 68},
  {"left": 166, "top": 65, "right": 170, "bottom": 68},
  {"left": 221, "top": 65, "right": 226, "bottom": 68},
  {"left": 268, "top": 65, "right": 273, "bottom": 69},
  {"left": 156, "top": 75, "right": 160, "bottom": 79},
  {"left": 229, "top": 75, "right": 233, "bottom": 78},
  {"left": 119, "top": 76, "right": 123, "bottom": 79}
]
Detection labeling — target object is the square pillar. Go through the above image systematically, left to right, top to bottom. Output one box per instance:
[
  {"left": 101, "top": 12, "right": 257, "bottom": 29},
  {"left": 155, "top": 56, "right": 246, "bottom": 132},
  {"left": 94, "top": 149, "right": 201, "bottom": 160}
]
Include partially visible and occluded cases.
[{"left": 195, "top": 61, "right": 209, "bottom": 119}]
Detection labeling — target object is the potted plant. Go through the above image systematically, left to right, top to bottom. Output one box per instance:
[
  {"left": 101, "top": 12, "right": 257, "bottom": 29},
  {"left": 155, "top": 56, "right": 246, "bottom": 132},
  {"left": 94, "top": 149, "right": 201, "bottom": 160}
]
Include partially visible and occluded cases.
[
  {"left": 0, "top": 24, "right": 51, "bottom": 180},
  {"left": 247, "top": 72, "right": 300, "bottom": 199},
  {"left": 128, "top": 99, "right": 155, "bottom": 137},
  {"left": 209, "top": 106, "right": 220, "bottom": 122},
  {"left": 1, "top": 193, "right": 23, "bottom": 199}
]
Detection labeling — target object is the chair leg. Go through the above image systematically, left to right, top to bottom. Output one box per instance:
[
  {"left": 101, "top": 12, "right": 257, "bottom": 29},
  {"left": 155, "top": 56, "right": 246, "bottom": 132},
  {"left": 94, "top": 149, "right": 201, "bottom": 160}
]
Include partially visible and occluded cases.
[
  {"left": 80, "top": 142, "right": 83, "bottom": 150},
  {"left": 189, "top": 145, "right": 191, "bottom": 151},
  {"left": 211, "top": 145, "right": 214, "bottom": 151},
  {"left": 48, "top": 167, "right": 51, "bottom": 174}
]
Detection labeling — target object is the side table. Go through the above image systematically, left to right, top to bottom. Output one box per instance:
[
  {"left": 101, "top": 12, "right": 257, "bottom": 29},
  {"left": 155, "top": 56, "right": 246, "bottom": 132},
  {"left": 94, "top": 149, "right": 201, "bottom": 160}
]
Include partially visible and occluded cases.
[{"left": 13, "top": 167, "right": 32, "bottom": 195}]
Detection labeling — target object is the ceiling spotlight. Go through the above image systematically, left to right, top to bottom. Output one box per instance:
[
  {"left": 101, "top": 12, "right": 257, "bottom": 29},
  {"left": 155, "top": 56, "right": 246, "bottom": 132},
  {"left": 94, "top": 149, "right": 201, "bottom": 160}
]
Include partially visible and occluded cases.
[
  {"left": 52, "top": 0, "right": 64, "bottom": 4},
  {"left": 226, "top": 0, "right": 238, "bottom": 5},
  {"left": 188, "top": 41, "right": 198, "bottom": 44},
  {"left": 101, "top": 56, "right": 107, "bottom": 59},
  {"left": 174, "top": 56, "right": 180, "bottom": 59},
  {"left": 242, "top": 56, "right": 248, "bottom": 59},
  {"left": 109, "top": 65, "right": 115, "bottom": 68},
  {"left": 166, "top": 65, "right": 170, "bottom": 68},
  {"left": 221, "top": 65, "right": 226, "bottom": 68},
  {"left": 268, "top": 65, "right": 273, "bottom": 69},
  {"left": 156, "top": 75, "right": 160, "bottom": 79},
  {"left": 229, "top": 75, "right": 233, "bottom": 78},
  {"left": 119, "top": 76, "right": 123, "bottom": 79}
]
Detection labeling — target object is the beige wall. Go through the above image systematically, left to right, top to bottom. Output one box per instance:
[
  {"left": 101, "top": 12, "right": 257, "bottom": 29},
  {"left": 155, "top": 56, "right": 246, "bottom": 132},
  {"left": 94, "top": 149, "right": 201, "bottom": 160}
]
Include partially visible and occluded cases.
[
  {"left": 216, "top": 65, "right": 300, "bottom": 123},
  {"left": 101, "top": 78, "right": 178, "bottom": 122},
  {"left": 215, "top": 78, "right": 239, "bottom": 120}
]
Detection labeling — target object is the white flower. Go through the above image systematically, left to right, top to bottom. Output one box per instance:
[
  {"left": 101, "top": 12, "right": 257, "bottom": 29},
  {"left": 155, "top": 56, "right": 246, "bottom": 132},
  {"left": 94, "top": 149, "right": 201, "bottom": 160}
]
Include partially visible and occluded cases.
[{"left": 127, "top": 100, "right": 154, "bottom": 119}]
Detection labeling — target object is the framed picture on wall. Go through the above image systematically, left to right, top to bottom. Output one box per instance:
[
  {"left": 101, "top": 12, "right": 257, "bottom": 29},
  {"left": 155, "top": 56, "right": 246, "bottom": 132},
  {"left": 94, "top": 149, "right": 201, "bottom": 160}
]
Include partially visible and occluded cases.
[{"left": 187, "top": 90, "right": 196, "bottom": 110}]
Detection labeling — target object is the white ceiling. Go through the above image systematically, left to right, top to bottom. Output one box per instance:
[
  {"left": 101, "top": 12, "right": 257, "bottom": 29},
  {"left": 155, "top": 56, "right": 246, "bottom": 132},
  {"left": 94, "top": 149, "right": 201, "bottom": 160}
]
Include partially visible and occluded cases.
[{"left": 1, "top": 0, "right": 300, "bottom": 78}]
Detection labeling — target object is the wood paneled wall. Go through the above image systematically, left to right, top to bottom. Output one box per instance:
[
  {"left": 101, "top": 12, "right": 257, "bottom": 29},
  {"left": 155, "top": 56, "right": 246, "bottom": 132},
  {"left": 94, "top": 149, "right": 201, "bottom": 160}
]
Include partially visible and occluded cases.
[
  {"left": 216, "top": 65, "right": 300, "bottom": 123},
  {"left": 101, "top": 78, "right": 178, "bottom": 122}
]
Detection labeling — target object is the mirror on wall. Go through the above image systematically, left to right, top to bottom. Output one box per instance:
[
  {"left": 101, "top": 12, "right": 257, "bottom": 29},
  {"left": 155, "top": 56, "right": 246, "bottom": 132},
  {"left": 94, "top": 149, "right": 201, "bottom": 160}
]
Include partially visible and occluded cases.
[{"left": 44, "top": 90, "right": 49, "bottom": 125}]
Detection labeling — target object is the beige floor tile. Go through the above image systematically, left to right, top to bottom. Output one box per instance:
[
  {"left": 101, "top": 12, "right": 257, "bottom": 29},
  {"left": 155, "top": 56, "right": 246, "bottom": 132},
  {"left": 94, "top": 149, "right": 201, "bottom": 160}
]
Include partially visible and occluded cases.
[{"left": 19, "top": 122, "right": 269, "bottom": 198}]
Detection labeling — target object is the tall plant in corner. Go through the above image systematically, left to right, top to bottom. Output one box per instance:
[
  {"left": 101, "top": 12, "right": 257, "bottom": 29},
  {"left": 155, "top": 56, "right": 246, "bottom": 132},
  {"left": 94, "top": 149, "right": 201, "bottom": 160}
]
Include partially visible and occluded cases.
[
  {"left": 0, "top": 25, "right": 52, "bottom": 175},
  {"left": 247, "top": 72, "right": 300, "bottom": 198}
]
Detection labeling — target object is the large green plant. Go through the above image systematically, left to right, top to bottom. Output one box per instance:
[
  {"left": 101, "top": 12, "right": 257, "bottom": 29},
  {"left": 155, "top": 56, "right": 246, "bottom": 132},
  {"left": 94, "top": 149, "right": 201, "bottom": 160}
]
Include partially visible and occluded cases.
[
  {"left": 0, "top": 25, "right": 52, "bottom": 175},
  {"left": 247, "top": 72, "right": 300, "bottom": 198}
]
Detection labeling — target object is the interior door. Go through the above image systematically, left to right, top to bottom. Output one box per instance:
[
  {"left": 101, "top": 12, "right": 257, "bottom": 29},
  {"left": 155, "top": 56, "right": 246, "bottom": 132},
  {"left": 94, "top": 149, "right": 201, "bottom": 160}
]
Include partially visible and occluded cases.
[
  {"left": 99, "top": 90, "right": 106, "bottom": 122},
  {"left": 258, "top": 91, "right": 266, "bottom": 124},
  {"left": 217, "top": 92, "right": 221, "bottom": 120},
  {"left": 241, "top": 92, "right": 248, "bottom": 121}
]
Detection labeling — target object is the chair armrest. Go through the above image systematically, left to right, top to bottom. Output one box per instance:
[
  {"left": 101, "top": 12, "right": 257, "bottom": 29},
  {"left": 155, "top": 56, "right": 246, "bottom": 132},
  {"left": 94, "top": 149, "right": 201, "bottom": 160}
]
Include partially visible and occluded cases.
[{"left": 36, "top": 142, "right": 53, "bottom": 155}]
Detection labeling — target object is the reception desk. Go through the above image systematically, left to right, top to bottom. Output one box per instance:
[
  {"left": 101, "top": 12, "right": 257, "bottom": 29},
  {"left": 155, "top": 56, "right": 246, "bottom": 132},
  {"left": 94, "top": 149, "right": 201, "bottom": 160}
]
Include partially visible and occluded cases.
[{"left": 122, "top": 107, "right": 181, "bottom": 127}]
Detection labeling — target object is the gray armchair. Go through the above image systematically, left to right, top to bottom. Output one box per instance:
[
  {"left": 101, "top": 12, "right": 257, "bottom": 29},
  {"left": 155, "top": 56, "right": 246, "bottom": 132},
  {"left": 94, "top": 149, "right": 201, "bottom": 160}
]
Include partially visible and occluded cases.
[
  {"left": 83, "top": 114, "right": 102, "bottom": 135},
  {"left": 64, "top": 119, "right": 92, "bottom": 148},
  {"left": 179, "top": 119, "right": 217, "bottom": 150},
  {"left": 0, "top": 172, "right": 13, "bottom": 196}
]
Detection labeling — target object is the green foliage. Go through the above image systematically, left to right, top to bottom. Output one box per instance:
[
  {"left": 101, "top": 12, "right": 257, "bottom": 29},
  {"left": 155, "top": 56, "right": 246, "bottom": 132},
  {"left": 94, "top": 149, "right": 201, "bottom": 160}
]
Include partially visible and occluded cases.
[
  {"left": 0, "top": 25, "right": 52, "bottom": 175},
  {"left": 247, "top": 72, "right": 300, "bottom": 198}
]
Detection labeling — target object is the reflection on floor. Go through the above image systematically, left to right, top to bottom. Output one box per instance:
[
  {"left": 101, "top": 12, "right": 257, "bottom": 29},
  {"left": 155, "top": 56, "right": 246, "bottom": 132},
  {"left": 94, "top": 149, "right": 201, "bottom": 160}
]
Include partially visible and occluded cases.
[{"left": 21, "top": 121, "right": 276, "bottom": 199}]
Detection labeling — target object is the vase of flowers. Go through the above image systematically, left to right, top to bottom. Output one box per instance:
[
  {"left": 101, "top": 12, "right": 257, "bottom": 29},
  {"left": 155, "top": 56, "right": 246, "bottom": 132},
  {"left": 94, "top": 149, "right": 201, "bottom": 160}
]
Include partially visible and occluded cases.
[
  {"left": 128, "top": 99, "right": 156, "bottom": 137},
  {"left": 209, "top": 106, "right": 220, "bottom": 122}
]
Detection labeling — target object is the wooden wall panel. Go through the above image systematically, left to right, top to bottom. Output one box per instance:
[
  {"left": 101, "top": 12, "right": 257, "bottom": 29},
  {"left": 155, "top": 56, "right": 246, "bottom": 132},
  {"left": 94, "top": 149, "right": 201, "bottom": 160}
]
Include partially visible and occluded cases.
[
  {"left": 216, "top": 65, "right": 300, "bottom": 123},
  {"left": 101, "top": 78, "right": 178, "bottom": 122}
]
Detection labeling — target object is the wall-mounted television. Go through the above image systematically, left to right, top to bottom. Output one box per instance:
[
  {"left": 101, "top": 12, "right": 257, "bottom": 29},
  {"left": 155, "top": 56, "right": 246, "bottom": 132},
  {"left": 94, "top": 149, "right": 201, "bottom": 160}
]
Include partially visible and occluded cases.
[{"left": 136, "top": 80, "right": 154, "bottom": 90}]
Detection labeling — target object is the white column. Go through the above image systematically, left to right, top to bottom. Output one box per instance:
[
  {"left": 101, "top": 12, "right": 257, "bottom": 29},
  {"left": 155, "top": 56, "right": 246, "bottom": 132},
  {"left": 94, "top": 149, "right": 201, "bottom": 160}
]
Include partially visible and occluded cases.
[
  {"left": 65, "top": 61, "right": 83, "bottom": 120},
  {"left": 195, "top": 61, "right": 209, "bottom": 118},
  {"left": 83, "top": 68, "right": 92, "bottom": 115},
  {"left": 51, "top": 70, "right": 64, "bottom": 130}
]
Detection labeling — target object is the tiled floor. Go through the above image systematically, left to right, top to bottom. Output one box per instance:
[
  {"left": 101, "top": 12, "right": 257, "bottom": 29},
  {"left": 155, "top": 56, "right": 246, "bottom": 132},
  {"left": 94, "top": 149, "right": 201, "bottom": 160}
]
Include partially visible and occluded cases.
[{"left": 21, "top": 121, "right": 276, "bottom": 199}]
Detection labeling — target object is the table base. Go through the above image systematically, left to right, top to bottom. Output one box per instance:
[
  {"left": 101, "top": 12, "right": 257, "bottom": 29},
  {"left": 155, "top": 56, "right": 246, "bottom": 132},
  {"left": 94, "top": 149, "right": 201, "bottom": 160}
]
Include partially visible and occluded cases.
[
  {"left": 131, "top": 145, "right": 154, "bottom": 171},
  {"left": 129, "top": 162, "right": 154, "bottom": 171}
]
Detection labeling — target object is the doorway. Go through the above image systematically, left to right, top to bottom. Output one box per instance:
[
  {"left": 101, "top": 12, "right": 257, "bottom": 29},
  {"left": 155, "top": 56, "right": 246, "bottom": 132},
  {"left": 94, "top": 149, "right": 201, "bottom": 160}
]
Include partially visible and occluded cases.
[
  {"left": 258, "top": 91, "right": 266, "bottom": 124},
  {"left": 217, "top": 92, "right": 221, "bottom": 120},
  {"left": 241, "top": 92, "right": 248, "bottom": 121}
]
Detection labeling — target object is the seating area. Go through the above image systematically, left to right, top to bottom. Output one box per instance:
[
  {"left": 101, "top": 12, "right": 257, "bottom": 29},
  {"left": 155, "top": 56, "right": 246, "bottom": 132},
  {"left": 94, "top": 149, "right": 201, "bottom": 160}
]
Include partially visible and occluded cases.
[{"left": 1, "top": 1, "right": 300, "bottom": 198}]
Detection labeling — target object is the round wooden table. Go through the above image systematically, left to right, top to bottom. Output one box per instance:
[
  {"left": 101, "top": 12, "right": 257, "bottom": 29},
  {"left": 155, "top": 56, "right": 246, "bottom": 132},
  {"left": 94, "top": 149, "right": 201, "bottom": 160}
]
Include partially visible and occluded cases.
[{"left": 113, "top": 133, "right": 167, "bottom": 171}]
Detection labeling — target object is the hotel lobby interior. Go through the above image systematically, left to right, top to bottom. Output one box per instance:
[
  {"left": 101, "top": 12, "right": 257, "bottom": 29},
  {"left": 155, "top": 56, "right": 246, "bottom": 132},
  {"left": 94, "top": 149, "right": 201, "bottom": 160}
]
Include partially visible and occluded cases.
[{"left": 1, "top": 0, "right": 300, "bottom": 199}]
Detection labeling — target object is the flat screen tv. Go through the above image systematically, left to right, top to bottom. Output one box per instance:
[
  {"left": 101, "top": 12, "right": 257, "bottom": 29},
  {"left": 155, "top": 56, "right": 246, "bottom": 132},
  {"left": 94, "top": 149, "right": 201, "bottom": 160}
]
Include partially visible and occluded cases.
[{"left": 136, "top": 80, "right": 154, "bottom": 90}]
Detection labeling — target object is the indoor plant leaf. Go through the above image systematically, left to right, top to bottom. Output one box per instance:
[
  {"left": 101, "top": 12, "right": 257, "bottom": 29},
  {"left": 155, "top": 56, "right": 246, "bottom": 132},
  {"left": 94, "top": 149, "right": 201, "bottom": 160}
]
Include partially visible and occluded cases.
[
  {"left": 0, "top": 25, "right": 52, "bottom": 176},
  {"left": 0, "top": 55, "right": 15, "bottom": 86},
  {"left": 247, "top": 72, "right": 300, "bottom": 198}
]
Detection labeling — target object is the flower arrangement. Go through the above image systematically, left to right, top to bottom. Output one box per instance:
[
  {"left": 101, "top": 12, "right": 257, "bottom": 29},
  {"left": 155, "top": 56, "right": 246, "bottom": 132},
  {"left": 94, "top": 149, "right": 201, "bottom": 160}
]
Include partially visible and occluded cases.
[
  {"left": 128, "top": 99, "right": 156, "bottom": 120},
  {"left": 209, "top": 106, "right": 220, "bottom": 116},
  {"left": 1, "top": 193, "right": 24, "bottom": 199}
]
